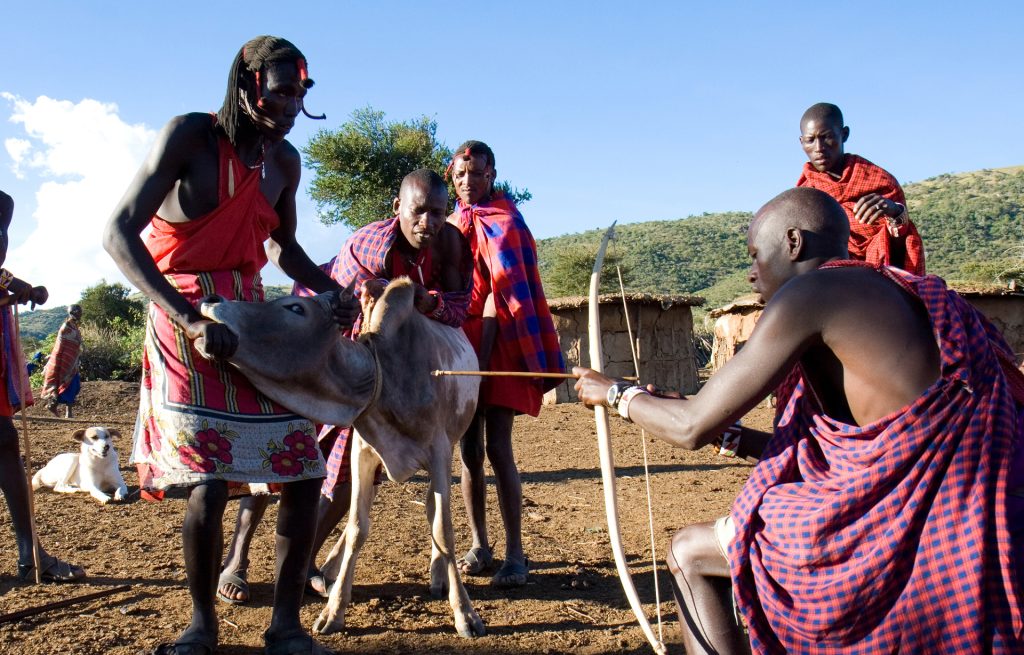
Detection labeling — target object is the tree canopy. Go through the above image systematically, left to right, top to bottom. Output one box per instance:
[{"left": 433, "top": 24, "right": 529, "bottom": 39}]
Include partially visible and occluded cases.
[{"left": 303, "top": 106, "right": 531, "bottom": 231}]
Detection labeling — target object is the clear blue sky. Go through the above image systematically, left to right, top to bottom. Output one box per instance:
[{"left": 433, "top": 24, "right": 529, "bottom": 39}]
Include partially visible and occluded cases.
[{"left": 2, "top": 1, "right": 1021, "bottom": 303}]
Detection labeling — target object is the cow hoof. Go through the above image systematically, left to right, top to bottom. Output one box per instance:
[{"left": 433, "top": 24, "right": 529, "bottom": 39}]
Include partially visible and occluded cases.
[
  {"left": 313, "top": 610, "right": 345, "bottom": 636},
  {"left": 455, "top": 610, "right": 486, "bottom": 638}
]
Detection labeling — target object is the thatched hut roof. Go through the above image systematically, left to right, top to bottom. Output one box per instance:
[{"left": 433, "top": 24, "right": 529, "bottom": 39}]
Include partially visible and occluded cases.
[
  {"left": 547, "top": 293, "right": 704, "bottom": 310},
  {"left": 707, "top": 294, "right": 763, "bottom": 318}
]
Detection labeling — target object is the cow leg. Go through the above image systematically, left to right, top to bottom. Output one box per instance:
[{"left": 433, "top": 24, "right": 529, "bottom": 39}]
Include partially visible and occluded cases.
[
  {"left": 314, "top": 433, "right": 380, "bottom": 636},
  {"left": 426, "top": 442, "right": 485, "bottom": 638}
]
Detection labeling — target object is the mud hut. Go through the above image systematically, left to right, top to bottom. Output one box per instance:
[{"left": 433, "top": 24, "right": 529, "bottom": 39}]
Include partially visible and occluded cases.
[
  {"left": 707, "top": 283, "right": 1024, "bottom": 372},
  {"left": 544, "top": 293, "right": 704, "bottom": 404},
  {"left": 707, "top": 294, "right": 764, "bottom": 373}
]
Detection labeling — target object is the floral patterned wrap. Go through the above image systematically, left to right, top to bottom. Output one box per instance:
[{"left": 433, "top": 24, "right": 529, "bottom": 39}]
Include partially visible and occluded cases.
[{"left": 131, "top": 269, "right": 325, "bottom": 491}]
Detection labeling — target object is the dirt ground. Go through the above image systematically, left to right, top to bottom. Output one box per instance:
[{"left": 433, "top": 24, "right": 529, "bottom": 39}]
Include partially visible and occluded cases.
[{"left": 0, "top": 381, "right": 774, "bottom": 655}]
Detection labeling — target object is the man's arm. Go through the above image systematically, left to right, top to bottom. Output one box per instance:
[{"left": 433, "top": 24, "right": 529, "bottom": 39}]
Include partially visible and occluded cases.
[
  {"left": 265, "top": 143, "right": 358, "bottom": 327},
  {"left": 266, "top": 144, "right": 340, "bottom": 293},
  {"left": 423, "top": 224, "right": 470, "bottom": 326},
  {"left": 576, "top": 278, "right": 822, "bottom": 451}
]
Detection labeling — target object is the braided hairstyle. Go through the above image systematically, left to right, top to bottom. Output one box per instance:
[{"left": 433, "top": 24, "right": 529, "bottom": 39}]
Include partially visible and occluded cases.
[{"left": 216, "top": 35, "right": 315, "bottom": 145}]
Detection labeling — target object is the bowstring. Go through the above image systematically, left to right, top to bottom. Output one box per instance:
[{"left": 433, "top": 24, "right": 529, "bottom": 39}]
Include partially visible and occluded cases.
[{"left": 611, "top": 236, "right": 664, "bottom": 644}]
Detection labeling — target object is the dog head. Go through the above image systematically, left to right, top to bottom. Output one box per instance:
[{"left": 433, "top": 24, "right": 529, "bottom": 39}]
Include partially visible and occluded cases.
[{"left": 73, "top": 427, "right": 120, "bottom": 459}]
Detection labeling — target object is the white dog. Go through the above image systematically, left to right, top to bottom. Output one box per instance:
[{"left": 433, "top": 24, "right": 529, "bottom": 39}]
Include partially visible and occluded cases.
[{"left": 32, "top": 427, "right": 128, "bottom": 504}]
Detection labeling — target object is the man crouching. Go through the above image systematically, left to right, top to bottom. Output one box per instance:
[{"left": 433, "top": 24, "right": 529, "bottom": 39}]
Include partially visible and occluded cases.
[{"left": 576, "top": 187, "right": 1023, "bottom": 654}]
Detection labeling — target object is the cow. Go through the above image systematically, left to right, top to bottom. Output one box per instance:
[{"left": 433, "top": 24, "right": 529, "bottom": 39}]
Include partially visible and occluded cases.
[{"left": 199, "top": 277, "right": 485, "bottom": 638}]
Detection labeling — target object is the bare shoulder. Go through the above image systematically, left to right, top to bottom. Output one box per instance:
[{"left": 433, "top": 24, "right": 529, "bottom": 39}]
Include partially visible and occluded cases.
[
  {"left": 150, "top": 112, "right": 216, "bottom": 162},
  {"left": 270, "top": 139, "right": 301, "bottom": 170},
  {"left": 0, "top": 190, "right": 12, "bottom": 220},
  {"left": 436, "top": 223, "right": 466, "bottom": 254}
]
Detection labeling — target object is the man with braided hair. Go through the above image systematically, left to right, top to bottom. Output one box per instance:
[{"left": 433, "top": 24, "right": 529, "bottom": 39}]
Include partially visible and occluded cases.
[
  {"left": 105, "top": 36, "right": 355, "bottom": 655},
  {"left": 449, "top": 141, "right": 564, "bottom": 588},
  {"left": 576, "top": 187, "right": 1022, "bottom": 654}
]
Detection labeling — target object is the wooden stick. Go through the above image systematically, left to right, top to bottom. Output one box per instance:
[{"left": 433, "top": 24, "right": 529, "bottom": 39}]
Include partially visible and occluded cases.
[
  {"left": 14, "top": 305, "right": 41, "bottom": 584},
  {"left": 432, "top": 370, "right": 638, "bottom": 381},
  {"left": 0, "top": 585, "right": 132, "bottom": 625}
]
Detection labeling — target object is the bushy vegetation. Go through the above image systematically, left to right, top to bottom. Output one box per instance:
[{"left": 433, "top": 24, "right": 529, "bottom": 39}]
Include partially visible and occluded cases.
[{"left": 304, "top": 107, "right": 530, "bottom": 231}]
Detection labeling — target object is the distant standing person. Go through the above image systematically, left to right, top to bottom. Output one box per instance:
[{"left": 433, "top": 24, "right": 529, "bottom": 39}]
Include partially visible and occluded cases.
[
  {"left": 103, "top": 36, "right": 355, "bottom": 655},
  {"left": 797, "top": 102, "right": 925, "bottom": 274},
  {"left": 448, "top": 141, "right": 564, "bottom": 588},
  {"left": 0, "top": 190, "right": 85, "bottom": 583},
  {"left": 41, "top": 304, "right": 83, "bottom": 419}
]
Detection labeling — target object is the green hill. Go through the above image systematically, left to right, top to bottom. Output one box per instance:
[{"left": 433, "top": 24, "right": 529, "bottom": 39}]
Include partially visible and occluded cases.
[
  {"left": 537, "top": 165, "right": 1024, "bottom": 312},
  {"left": 19, "top": 305, "right": 68, "bottom": 342}
]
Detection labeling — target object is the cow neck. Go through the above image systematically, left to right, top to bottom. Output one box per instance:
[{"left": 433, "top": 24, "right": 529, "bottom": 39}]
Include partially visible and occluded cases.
[{"left": 356, "top": 334, "right": 384, "bottom": 407}]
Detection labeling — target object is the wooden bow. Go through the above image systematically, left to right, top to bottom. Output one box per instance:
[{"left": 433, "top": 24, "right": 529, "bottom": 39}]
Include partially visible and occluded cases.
[{"left": 588, "top": 222, "right": 667, "bottom": 654}]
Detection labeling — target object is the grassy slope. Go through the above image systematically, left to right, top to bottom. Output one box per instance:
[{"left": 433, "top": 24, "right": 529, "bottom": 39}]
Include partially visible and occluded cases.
[{"left": 537, "top": 165, "right": 1024, "bottom": 313}]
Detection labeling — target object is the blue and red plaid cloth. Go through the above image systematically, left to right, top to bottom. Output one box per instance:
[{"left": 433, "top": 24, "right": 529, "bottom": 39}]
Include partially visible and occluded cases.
[
  {"left": 450, "top": 193, "right": 564, "bottom": 394},
  {"left": 295, "top": 217, "right": 470, "bottom": 330},
  {"left": 730, "top": 260, "right": 1023, "bottom": 654}
]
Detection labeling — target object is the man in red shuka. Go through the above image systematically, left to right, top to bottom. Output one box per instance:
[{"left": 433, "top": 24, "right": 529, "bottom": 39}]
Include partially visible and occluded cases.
[
  {"left": 104, "top": 36, "right": 356, "bottom": 655},
  {"left": 796, "top": 102, "right": 925, "bottom": 275},
  {"left": 448, "top": 141, "right": 564, "bottom": 589}
]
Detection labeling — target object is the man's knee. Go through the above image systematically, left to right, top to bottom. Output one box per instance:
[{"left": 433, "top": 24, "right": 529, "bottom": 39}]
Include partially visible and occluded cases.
[
  {"left": 461, "top": 431, "right": 485, "bottom": 467},
  {"left": 668, "top": 522, "right": 720, "bottom": 579}
]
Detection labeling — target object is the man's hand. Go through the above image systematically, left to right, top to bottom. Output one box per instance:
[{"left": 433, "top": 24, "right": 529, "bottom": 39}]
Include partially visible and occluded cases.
[
  {"left": 852, "top": 193, "right": 900, "bottom": 225},
  {"left": 5, "top": 279, "right": 48, "bottom": 309},
  {"left": 413, "top": 284, "right": 439, "bottom": 314},
  {"left": 187, "top": 319, "right": 238, "bottom": 360},
  {"left": 573, "top": 366, "right": 615, "bottom": 407}
]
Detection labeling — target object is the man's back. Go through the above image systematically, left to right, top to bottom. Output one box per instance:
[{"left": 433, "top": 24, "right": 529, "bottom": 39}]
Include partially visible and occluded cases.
[{"left": 784, "top": 264, "right": 940, "bottom": 425}]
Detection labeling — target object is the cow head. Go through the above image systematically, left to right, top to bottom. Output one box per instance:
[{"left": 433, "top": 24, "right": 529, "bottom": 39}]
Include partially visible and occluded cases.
[{"left": 199, "top": 291, "right": 377, "bottom": 427}]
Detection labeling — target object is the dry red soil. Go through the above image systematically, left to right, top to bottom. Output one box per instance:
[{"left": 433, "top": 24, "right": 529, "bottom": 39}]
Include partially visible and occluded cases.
[{"left": 0, "top": 381, "right": 773, "bottom": 655}]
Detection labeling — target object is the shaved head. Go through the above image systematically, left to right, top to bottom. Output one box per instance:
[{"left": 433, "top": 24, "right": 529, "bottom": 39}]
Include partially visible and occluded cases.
[
  {"left": 800, "top": 102, "right": 844, "bottom": 131},
  {"left": 400, "top": 168, "right": 447, "bottom": 197},
  {"left": 754, "top": 187, "right": 850, "bottom": 258},
  {"left": 747, "top": 188, "right": 849, "bottom": 302}
]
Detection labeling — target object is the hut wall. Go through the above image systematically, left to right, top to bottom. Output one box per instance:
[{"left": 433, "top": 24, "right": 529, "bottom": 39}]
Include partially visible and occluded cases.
[
  {"left": 708, "top": 294, "right": 1024, "bottom": 372},
  {"left": 963, "top": 296, "right": 1024, "bottom": 360},
  {"left": 544, "top": 302, "right": 699, "bottom": 404},
  {"left": 709, "top": 308, "right": 763, "bottom": 372}
]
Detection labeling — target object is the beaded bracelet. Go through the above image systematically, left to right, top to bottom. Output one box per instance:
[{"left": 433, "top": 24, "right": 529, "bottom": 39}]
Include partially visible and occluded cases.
[
  {"left": 0, "top": 269, "right": 13, "bottom": 291},
  {"left": 617, "top": 386, "right": 649, "bottom": 421},
  {"left": 717, "top": 421, "right": 742, "bottom": 457}
]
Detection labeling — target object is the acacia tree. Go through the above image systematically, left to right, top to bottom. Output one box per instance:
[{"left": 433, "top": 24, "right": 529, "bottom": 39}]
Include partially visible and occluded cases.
[{"left": 303, "top": 106, "right": 530, "bottom": 231}]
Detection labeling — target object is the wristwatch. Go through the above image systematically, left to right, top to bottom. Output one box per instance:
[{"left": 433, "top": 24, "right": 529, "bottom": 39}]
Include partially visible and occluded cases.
[{"left": 605, "top": 381, "right": 633, "bottom": 409}]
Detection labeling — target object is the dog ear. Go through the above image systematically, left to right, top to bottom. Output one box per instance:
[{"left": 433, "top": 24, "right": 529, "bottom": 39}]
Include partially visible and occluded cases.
[
  {"left": 108, "top": 428, "right": 121, "bottom": 440},
  {"left": 72, "top": 429, "right": 86, "bottom": 442}
]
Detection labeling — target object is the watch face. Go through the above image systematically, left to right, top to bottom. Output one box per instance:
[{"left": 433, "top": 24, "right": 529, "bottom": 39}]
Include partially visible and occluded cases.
[{"left": 606, "top": 384, "right": 620, "bottom": 407}]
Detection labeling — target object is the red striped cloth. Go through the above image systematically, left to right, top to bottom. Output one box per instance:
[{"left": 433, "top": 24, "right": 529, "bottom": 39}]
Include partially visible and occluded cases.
[
  {"left": 797, "top": 155, "right": 925, "bottom": 275},
  {"left": 730, "top": 261, "right": 1023, "bottom": 654},
  {"left": 41, "top": 318, "right": 81, "bottom": 398}
]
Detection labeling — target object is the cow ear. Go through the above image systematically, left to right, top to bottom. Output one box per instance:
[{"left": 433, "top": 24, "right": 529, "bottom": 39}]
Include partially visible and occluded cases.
[
  {"left": 340, "top": 281, "right": 356, "bottom": 301},
  {"left": 72, "top": 429, "right": 86, "bottom": 442}
]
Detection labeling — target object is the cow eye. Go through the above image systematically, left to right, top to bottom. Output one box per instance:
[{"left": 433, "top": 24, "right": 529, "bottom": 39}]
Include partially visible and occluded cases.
[{"left": 285, "top": 303, "right": 305, "bottom": 315}]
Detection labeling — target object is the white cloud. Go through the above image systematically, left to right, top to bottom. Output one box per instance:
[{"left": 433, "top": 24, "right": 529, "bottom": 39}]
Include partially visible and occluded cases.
[
  {"left": 1, "top": 94, "right": 155, "bottom": 305},
  {"left": 4, "top": 137, "right": 31, "bottom": 178}
]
